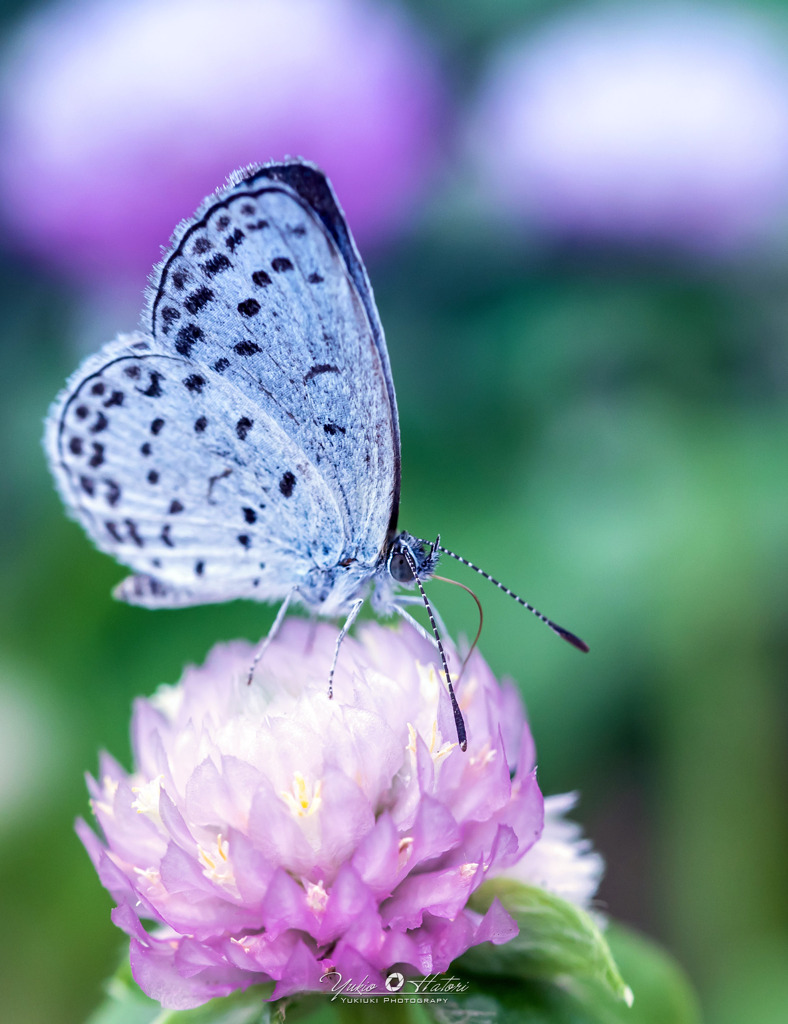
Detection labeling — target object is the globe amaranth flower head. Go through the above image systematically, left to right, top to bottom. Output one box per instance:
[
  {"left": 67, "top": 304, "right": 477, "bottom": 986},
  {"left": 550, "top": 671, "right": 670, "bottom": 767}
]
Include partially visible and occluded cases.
[
  {"left": 0, "top": 0, "right": 444, "bottom": 284},
  {"left": 468, "top": 4, "right": 788, "bottom": 254},
  {"left": 78, "top": 620, "right": 599, "bottom": 1009}
]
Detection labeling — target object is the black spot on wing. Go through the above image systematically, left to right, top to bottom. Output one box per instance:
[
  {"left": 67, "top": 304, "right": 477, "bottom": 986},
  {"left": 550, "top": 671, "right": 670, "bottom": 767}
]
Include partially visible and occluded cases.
[
  {"left": 226, "top": 228, "right": 244, "bottom": 252},
  {"left": 193, "top": 237, "right": 212, "bottom": 254},
  {"left": 203, "top": 253, "right": 232, "bottom": 276},
  {"left": 271, "top": 257, "right": 293, "bottom": 273},
  {"left": 252, "top": 270, "right": 272, "bottom": 287},
  {"left": 308, "top": 272, "right": 324, "bottom": 284},
  {"left": 184, "top": 286, "right": 214, "bottom": 315},
  {"left": 237, "top": 298, "right": 260, "bottom": 317},
  {"left": 160, "top": 306, "right": 180, "bottom": 331},
  {"left": 175, "top": 323, "right": 203, "bottom": 357},
  {"left": 234, "top": 340, "right": 261, "bottom": 356},
  {"left": 213, "top": 357, "right": 230, "bottom": 372},
  {"left": 304, "top": 363, "right": 339, "bottom": 384},
  {"left": 123, "top": 365, "right": 141, "bottom": 379},
  {"left": 139, "top": 371, "right": 164, "bottom": 398},
  {"left": 183, "top": 374, "right": 206, "bottom": 393},
  {"left": 91, "top": 382, "right": 105, "bottom": 396},
  {"left": 103, "top": 390, "right": 124, "bottom": 408},
  {"left": 75, "top": 405, "right": 89, "bottom": 420},
  {"left": 90, "top": 412, "right": 108, "bottom": 434},
  {"left": 194, "top": 416, "right": 207, "bottom": 433},
  {"left": 236, "top": 417, "right": 252, "bottom": 440},
  {"left": 151, "top": 418, "right": 164, "bottom": 434},
  {"left": 323, "top": 422, "right": 346, "bottom": 435},
  {"left": 69, "top": 437, "right": 83, "bottom": 456},
  {"left": 140, "top": 442, "right": 152, "bottom": 456},
  {"left": 89, "top": 443, "right": 105, "bottom": 467},
  {"left": 207, "top": 468, "right": 232, "bottom": 503},
  {"left": 147, "top": 470, "right": 159, "bottom": 484},
  {"left": 279, "top": 471, "right": 296, "bottom": 498},
  {"left": 105, "top": 480, "right": 121, "bottom": 507},
  {"left": 169, "top": 500, "right": 184, "bottom": 514},
  {"left": 242, "top": 507, "right": 256, "bottom": 524},
  {"left": 125, "top": 518, "right": 143, "bottom": 546},
  {"left": 161, "top": 525, "right": 174, "bottom": 548},
  {"left": 237, "top": 534, "right": 251, "bottom": 549},
  {"left": 195, "top": 560, "right": 204, "bottom": 576},
  {"left": 141, "top": 577, "right": 168, "bottom": 598}
]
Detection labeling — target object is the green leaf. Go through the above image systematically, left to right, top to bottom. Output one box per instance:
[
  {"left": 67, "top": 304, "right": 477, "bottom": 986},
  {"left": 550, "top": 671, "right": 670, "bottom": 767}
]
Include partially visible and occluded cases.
[
  {"left": 461, "top": 879, "right": 632, "bottom": 1005},
  {"left": 450, "top": 881, "right": 700, "bottom": 1023},
  {"left": 604, "top": 924, "right": 701, "bottom": 1024},
  {"left": 418, "top": 976, "right": 676, "bottom": 1024},
  {"left": 421, "top": 980, "right": 606, "bottom": 1024}
]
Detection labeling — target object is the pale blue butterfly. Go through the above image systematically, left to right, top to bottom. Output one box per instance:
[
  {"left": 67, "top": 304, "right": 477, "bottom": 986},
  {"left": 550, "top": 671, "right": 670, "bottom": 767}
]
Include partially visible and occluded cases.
[{"left": 45, "top": 162, "right": 587, "bottom": 750}]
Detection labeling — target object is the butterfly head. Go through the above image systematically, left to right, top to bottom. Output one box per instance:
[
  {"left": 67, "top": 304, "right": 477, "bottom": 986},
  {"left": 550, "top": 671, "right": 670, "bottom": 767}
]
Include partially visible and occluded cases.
[{"left": 387, "top": 532, "right": 440, "bottom": 586}]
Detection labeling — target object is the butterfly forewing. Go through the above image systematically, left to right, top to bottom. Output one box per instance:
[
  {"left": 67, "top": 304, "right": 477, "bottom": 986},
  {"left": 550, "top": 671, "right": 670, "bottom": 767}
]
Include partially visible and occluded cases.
[
  {"left": 46, "top": 164, "right": 401, "bottom": 608},
  {"left": 149, "top": 177, "right": 398, "bottom": 567}
]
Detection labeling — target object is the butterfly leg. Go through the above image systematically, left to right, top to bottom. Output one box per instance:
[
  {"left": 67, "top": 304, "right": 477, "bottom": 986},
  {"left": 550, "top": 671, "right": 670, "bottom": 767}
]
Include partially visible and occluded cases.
[
  {"left": 394, "top": 550, "right": 466, "bottom": 751},
  {"left": 246, "top": 588, "right": 297, "bottom": 684},
  {"left": 393, "top": 594, "right": 451, "bottom": 646},
  {"left": 327, "top": 597, "right": 365, "bottom": 700},
  {"left": 392, "top": 601, "right": 436, "bottom": 647}
]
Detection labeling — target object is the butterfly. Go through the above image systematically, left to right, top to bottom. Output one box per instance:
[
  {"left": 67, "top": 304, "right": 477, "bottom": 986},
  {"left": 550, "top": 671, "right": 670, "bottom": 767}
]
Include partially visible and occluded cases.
[{"left": 45, "top": 161, "right": 587, "bottom": 750}]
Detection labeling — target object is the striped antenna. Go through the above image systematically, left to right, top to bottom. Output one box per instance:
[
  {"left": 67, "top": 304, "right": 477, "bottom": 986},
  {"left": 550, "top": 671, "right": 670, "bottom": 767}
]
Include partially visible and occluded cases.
[
  {"left": 431, "top": 543, "right": 589, "bottom": 653},
  {"left": 401, "top": 545, "right": 467, "bottom": 751}
]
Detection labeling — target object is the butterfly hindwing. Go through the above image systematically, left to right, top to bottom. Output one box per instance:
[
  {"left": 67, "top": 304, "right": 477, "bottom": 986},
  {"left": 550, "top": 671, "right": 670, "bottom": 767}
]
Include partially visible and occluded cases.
[{"left": 46, "top": 333, "right": 347, "bottom": 604}]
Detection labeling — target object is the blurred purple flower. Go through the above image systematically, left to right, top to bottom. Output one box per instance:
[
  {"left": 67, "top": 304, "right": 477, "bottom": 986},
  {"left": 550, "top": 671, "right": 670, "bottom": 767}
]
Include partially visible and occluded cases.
[
  {"left": 0, "top": 0, "right": 444, "bottom": 284},
  {"left": 469, "top": 6, "right": 788, "bottom": 253},
  {"left": 79, "top": 621, "right": 551, "bottom": 1009}
]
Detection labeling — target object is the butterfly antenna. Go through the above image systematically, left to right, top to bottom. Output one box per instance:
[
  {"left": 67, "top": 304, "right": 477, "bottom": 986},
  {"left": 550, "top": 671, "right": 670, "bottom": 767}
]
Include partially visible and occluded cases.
[
  {"left": 433, "top": 545, "right": 589, "bottom": 653},
  {"left": 401, "top": 547, "right": 467, "bottom": 752},
  {"left": 432, "top": 575, "right": 484, "bottom": 684}
]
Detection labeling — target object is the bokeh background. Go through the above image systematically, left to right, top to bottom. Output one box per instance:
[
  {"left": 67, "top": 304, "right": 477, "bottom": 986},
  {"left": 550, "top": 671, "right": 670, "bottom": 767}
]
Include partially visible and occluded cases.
[{"left": 1, "top": 0, "right": 787, "bottom": 1021}]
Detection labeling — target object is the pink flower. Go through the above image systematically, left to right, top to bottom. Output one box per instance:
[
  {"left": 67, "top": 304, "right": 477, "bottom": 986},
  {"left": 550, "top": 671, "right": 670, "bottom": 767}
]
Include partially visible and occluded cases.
[
  {"left": 0, "top": 0, "right": 444, "bottom": 284},
  {"left": 468, "top": 6, "right": 788, "bottom": 253},
  {"left": 78, "top": 621, "right": 547, "bottom": 1009}
]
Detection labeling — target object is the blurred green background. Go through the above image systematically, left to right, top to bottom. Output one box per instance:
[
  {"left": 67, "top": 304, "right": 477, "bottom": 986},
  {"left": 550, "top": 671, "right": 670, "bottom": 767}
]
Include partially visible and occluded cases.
[{"left": 1, "top": 1, "right": 787, "bottom": 1022}]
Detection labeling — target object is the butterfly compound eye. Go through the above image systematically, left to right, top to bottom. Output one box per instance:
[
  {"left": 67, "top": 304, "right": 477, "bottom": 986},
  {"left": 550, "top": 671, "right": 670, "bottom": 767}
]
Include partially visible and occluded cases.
[{"left": 389, "top": 551, "right": 414, "bottom": 584}]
